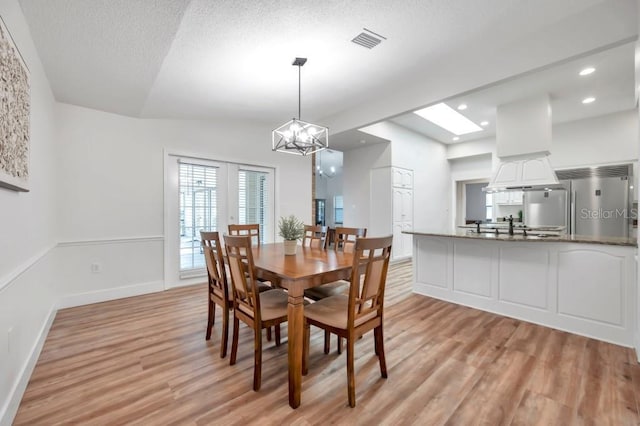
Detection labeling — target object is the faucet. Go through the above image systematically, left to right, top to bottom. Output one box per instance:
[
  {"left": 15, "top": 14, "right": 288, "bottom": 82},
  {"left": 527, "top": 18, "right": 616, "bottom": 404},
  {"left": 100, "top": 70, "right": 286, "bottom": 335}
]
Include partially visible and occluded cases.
[{"left": 506, "top": 215, "right": 514, "bottom": 235}]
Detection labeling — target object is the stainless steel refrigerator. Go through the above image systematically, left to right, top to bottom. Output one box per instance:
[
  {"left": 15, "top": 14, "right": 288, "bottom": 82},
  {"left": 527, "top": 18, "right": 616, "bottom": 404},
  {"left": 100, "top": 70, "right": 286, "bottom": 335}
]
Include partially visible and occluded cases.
[{"left": 523, "top": 165, "right": 631, "bottom": 238}]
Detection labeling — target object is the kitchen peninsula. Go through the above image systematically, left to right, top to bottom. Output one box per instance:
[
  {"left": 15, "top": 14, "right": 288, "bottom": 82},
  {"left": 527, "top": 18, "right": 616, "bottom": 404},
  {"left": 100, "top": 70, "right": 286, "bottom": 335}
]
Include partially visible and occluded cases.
[{"left": 405, "top": 230, "right": 638, "bottom": 355}]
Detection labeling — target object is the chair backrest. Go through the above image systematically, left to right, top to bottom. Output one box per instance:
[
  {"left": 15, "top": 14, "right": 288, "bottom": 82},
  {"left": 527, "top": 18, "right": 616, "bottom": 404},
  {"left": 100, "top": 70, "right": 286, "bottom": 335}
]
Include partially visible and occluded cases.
[
  {"left": 228, "top": 224, "right": 261, "bottom": 246},
  {"left": 302, "top": 225, "right": 328, "bottom": 249},
  {"left": 333, "top": 227, "right": 367, "bottom": 253},
  {"left": 200, "top": 231, "right": 228, "bottom": 300},
  {"left": 224, "top": 234, "right": 261, "bottom": 320},
  {"left": 347, "top": 236, "right": 393, "bottom": 327}
]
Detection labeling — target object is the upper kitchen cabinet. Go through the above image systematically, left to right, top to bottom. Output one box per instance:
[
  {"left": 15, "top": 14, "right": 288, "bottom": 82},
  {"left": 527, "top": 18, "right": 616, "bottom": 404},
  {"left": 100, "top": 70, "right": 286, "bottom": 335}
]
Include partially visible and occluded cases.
[
  {"left": 392, "top": 167, "right": 413, "bottom": 189},
  {"left": 494, "top": 190, "right": 523, "bottom": 205}
]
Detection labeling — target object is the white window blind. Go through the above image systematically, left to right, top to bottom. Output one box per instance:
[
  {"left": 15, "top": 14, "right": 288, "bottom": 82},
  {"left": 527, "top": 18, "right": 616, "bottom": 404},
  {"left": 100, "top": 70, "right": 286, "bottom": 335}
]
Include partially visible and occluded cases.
[
  {"left": 179, "top": 162, "right": 218, "bottom": 272},
  {"left": 238, "top": 169, "right": 269, "bottom": 244}
]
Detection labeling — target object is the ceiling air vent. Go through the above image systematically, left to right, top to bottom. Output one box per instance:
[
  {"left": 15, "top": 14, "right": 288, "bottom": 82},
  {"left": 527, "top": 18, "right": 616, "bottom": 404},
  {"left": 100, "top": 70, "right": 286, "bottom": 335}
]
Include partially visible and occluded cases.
[{"left": 351, "top": 28, "right": 386, "bottom": 49}]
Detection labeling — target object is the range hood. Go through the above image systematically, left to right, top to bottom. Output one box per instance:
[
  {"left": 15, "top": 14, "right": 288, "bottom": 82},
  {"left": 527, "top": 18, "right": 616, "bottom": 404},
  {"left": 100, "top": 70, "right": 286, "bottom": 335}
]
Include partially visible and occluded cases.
[{"left": 484, "top": 95, "right": 561, "bottom": 192}]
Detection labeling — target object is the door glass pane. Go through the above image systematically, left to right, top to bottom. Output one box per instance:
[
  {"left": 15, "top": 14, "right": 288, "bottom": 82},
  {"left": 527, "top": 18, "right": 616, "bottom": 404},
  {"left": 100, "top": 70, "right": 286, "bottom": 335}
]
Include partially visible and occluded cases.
[
  {"left": 179, "top": 163, "right": 218, "bottom": 271},
  {"left": 238, "top": 169, "right": 269, "bottom": 244},
  {"left": 334, "top": 195, "right": 344, "bottom": 224}
]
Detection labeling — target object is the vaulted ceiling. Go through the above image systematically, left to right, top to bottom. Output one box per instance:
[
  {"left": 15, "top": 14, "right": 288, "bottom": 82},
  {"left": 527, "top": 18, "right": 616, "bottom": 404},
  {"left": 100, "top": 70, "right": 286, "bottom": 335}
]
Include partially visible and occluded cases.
[{"left": 19, "top": 0, "right": 638, "bottom": 143}]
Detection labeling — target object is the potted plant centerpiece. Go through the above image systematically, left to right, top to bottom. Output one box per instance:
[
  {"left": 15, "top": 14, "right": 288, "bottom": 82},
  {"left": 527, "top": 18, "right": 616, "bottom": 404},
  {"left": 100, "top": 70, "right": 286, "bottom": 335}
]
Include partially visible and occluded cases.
[{"left": 278, "top": 215, "right": 304, "bottom": 255}]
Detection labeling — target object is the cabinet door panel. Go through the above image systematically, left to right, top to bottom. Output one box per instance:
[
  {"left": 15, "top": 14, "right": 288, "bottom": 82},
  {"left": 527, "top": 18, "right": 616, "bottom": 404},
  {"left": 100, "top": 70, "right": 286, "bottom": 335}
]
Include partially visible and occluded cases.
[
  {"left": 393, "top": 189, "right": 403, "bottom": 219},
  {"left": 402, "top": 189, "right": 413, "bottom": 222}
]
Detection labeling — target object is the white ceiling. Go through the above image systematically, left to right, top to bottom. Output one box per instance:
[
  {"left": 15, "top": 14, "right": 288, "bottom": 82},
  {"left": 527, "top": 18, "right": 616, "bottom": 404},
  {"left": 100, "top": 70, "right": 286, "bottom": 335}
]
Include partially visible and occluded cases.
[
  {"left": 18, "top": 0, "right": 634, "bottom": 137},
  {"left": 389, "top": 42, "right": 636, "bottom": 144}
]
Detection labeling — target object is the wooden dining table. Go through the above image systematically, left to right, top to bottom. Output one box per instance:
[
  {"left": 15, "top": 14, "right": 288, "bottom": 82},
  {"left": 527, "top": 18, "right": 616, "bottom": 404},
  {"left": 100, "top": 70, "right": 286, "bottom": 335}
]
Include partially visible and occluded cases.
[{"left": 251, "top": 242, "right": 354, "bottom": 408}]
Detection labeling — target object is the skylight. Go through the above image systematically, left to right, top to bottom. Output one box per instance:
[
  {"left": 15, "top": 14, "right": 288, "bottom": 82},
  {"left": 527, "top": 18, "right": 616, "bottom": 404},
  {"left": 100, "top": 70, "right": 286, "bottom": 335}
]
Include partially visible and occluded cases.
[{"left": 414, "top": 103, "right": 483, "bottom": 135}]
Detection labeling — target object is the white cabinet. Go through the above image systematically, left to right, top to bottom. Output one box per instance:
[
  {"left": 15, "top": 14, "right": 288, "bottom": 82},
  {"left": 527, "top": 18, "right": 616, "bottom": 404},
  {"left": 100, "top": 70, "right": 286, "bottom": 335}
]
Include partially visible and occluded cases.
[
  {"left": 370, "top": 167, "right": 414, "bottom": 261},
  {"left": 392, "top": 168, "right": 413, "bottom": 260},
  {"left": 393, "top": 168, "right": 413, "bottom": 189},
  {"left": 494, "top": 190, "right": 523, "bottom": 205}
]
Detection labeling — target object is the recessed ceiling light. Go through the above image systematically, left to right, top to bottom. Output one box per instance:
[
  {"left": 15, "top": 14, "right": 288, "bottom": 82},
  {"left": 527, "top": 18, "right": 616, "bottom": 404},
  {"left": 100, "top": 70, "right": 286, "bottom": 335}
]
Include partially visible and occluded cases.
[
  {"left": 579, "top": 67, "right": 595, "bottom": 76},
  {"left": 582, "top": 97, "right": 596, "bottom": 104},
  {"left": 414, "top": 103, "right": 483, "bottom": 135},
  {"left": 457, "top": 104, "right": 467, "bottom": 111},
  {"left": 480, "top": 121, "right": 489, "bottom": 126},
  {"left": 452, "top": 136, "right": 460, "bottom": 141}
]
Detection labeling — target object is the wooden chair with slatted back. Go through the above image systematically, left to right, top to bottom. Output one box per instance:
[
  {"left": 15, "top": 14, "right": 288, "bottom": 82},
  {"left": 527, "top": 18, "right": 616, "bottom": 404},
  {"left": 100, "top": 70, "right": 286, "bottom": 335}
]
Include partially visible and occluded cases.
[
  {"left": 228, "top": 223, "right": 279, "bottom": 339},
  {"left": 228, "top": 224, "right": 261, "bottom": 246},
  {"left": 302, "top": 225, "right": 328, "bottom": 249},
  {"left": 305, "top": 226, "right": 367, "bottom": 354},
  {"left": 334, "top": 227, "right": 367, "bottom": 253},
  {"left": 201, "top": 231, "right": 231, "bottom": 358},
  {"left": 225, "top": 234, "right": 291, "bottom": 391},
  {"left": 303, "top": 235, "right": 393, "bottom": 407}
]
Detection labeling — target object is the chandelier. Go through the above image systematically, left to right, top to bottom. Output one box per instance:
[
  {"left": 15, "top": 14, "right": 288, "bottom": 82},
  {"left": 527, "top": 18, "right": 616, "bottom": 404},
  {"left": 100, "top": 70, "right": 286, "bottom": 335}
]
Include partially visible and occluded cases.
[{"left": 272, "top": 58, "right": 329, "bottom": 156}]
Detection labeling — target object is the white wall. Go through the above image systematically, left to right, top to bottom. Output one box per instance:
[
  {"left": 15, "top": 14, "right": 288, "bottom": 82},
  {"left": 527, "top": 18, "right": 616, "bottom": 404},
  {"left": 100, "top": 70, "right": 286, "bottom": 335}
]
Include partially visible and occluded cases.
[
  {"left": 0, "top": 1, "right": 58, "bottom": 423},
  {"left": 54, "top": 102, "right": 312, "bottom": 294},
  {"left": 550, "top": 109, "right": 639, "bottom": 169},
  {"left": 446, "top": 110, "right": 639, "bottom": 169},
  {"left": 347, "top": 121, "right": 451, "bottom": 234},
  {"left": 385, "top": 123, "right": 450, "bottom": 233},
  {"left": 343, "top": 142, "right": 391, "bottom": 228}
]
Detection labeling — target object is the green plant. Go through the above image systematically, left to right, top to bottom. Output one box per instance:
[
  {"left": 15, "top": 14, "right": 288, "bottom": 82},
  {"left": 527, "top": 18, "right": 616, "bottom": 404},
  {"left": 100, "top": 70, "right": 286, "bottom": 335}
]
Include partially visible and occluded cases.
[{"left": 278, "top": 215, "right": 305, "bottom": 241}]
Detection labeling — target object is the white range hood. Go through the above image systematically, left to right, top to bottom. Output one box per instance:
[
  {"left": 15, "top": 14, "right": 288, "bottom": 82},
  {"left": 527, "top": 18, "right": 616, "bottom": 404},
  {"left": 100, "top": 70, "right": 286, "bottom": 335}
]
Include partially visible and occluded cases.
[{"left": 484, "top": 94, "right": 561, "bottom": 192}]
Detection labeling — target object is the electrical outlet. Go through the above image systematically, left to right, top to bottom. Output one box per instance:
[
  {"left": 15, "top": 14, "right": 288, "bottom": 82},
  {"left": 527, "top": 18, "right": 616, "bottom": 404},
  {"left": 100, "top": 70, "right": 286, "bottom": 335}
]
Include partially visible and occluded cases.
[{"left": 91, "top": 263, "right": 102, "bottom": 273}]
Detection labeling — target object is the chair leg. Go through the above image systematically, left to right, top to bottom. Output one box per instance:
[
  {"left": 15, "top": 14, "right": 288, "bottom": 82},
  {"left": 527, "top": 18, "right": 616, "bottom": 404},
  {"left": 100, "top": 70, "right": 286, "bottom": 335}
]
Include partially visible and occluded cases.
[
  {"left": 206, "top": 299, "right": 215, "bottom": 340},
  {"left": 220, "top": 306, "right": 229, "bottom": 358},
  {"left": 230, "top": 317, "right": 240, "bottom": 365},
  {"left": 303, "top": 321, "right": 310, "bottom": 376},
  {"left": 275, "top": 324, "right": 281, "bottom": 346},
  {"left": 253, "top": 326, "right": 262, "bottom": 391},
  {"left": 375, "top": 326, "right": 388, "bottom": 378},
  {"left": 267, "top": 327, "right": 272, "bottom": 341},
  {"left": 324, "top": 330, "right": 330, "bottom": 354},
  {"left": 347, "top": 335, "right": 356, "bottom": 407},
  {"left": 337, "top": 336, "right": 343, "bottom": 354}
]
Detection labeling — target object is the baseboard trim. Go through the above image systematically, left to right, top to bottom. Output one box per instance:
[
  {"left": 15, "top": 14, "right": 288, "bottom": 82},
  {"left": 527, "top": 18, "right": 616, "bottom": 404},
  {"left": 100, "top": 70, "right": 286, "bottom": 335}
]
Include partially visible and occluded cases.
[
  {"left": 57, "top": 280, "right": 165, "bottom": 310},
  {"left": 0, "top": 306, "right": 56, "bottom": 426}
]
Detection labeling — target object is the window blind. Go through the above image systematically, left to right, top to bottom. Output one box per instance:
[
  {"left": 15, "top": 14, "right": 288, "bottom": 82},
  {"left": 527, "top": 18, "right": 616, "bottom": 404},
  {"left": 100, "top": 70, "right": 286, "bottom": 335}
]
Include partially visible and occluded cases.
[
  {"left": 179, "top": 162, "right": 218, "bottom": 272},
  {"left": 239, "top": 169, "right": 269, "bottom": 244}
]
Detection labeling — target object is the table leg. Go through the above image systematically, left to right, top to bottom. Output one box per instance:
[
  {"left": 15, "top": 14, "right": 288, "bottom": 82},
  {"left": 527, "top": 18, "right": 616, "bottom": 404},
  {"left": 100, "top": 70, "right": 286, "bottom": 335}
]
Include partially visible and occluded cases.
[{"left": 287, "top": 280, "right": 304, "bottom": 408}]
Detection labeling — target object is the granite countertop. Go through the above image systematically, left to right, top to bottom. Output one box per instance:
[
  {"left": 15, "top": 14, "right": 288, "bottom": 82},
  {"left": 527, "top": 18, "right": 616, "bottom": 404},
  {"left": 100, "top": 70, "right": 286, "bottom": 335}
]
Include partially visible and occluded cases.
[{"left": 403, "top": 229, "right": 638, "bottom": 247}]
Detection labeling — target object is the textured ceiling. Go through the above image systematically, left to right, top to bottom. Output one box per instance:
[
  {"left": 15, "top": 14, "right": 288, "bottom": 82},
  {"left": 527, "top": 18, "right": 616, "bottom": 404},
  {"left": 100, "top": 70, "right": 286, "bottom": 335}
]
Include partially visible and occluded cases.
[{"left": 18, "top": 0, "right": 637, "bottom": 141}]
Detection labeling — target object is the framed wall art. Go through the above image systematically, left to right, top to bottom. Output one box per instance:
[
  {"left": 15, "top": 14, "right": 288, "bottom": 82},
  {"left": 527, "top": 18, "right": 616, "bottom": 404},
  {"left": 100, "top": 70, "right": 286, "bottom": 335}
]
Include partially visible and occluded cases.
[{"left": 0, "top": 15, "right": 30, "bottom": 192}]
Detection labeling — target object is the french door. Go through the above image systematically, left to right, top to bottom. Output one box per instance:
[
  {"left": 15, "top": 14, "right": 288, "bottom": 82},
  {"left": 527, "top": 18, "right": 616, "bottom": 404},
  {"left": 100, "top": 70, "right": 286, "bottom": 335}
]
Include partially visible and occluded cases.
[{"left": 165, "top": 155, "right": 275, "bottom": 287}]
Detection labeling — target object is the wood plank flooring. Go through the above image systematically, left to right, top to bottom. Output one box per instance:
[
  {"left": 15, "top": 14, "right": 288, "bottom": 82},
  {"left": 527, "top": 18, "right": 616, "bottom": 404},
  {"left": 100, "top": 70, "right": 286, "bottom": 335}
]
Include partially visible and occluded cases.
[{"left": 14, "top": 260, "right": 640, "bottom": 425}]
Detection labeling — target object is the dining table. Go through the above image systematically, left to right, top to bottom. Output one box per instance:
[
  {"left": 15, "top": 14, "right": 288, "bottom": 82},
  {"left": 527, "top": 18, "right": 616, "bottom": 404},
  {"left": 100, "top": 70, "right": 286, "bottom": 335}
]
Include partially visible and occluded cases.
[{"left": 251, "top": 242, "right": 354, "bottom": 408}]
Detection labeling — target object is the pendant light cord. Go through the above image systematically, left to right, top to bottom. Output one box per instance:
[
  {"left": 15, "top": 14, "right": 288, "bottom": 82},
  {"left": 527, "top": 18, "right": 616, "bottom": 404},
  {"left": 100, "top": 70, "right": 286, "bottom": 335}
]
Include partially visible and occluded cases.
[{"left": 298, "top": 64, "right": 301, "bottom": 120}]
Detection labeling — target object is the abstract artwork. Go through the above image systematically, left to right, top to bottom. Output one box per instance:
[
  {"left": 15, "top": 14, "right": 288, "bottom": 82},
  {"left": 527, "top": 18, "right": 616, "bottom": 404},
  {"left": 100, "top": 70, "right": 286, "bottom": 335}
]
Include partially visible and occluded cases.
[{"left": 0, "top": 15, "right": 29, "bottom": 192}]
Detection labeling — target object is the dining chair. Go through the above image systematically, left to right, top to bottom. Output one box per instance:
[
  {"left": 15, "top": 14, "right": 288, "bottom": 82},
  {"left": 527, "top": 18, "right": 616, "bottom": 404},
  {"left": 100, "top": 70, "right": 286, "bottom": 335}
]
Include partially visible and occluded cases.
[
  {"left": 227, "top": 223, "right": 281, "bottom": 341},
  {"left": 228, "top": 224, "right": 261, "bottom": 246},
  {"left": 302, "top": 224, "right": 328, "bottom": 249},
  {"left": 305, "top": 226, "right": 367, "bottom": 354},
  {"left": 333, "top": 226, "right": 367, "bottom": 253},
  {"left": 200, "top": 231, "right": 232, "bottom": 358},
  {"left": 225, "top": 234, "right": 291, "bottom": 391},
  {"left": 303, "top": 235, "right": 393, "bottom": 407}
]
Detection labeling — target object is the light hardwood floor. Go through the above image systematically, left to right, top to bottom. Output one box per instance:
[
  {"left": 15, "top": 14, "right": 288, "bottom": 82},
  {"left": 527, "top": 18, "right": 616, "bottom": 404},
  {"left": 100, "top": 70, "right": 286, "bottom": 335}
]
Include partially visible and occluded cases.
[{"left": 15, "top": 260, "right": 640, "bottom": 425}]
